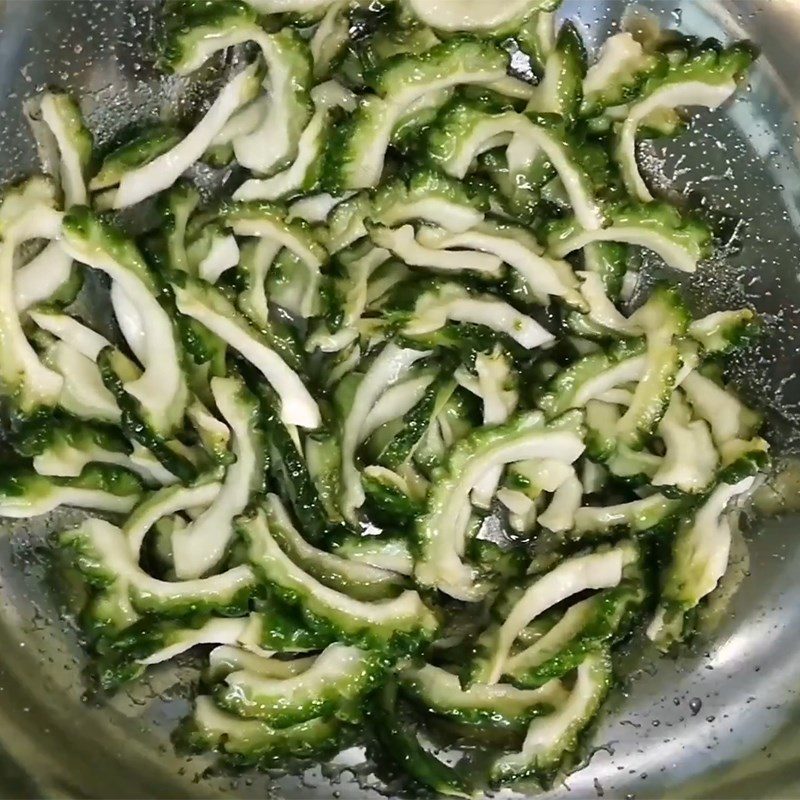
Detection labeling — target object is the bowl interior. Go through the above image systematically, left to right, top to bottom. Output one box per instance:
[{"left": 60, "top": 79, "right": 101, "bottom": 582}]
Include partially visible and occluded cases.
[{"left": 0, "top": 1, "right": 799, "bottom": 797}]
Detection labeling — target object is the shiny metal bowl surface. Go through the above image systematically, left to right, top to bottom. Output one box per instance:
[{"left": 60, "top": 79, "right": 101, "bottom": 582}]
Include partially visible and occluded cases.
[{"left": 1, "top": 1, "right": 800, "bottom": 797}]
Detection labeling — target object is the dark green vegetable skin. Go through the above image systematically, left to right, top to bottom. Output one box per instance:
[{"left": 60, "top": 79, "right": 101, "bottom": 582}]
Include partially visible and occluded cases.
[
  {"left": 97, "top": 350, "right": 197, "bottom": 483},
  {"left": 240, "top": 365, "right": 345, "bottom": 544},
  {"left": 367, "top": 680, "right": 472, "bottom": 799}
]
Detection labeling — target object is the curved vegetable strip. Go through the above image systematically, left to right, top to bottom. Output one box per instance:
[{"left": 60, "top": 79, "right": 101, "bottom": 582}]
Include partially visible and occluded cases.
[
  {"left": 402, "top": 0, "right": 547, "bottom": 34},
  {"left": 232, "top": 30, "right": 313, "bottom": 176},
  {"left": 581, "top": 32, "right": 661, "bottom": 118},
  {"left": 327, "top": 39, "right": 509, "bottom": 190},
  {"left": 614, "top": 44, "right": 755, "bottom": 201},
  {"left": 114, "top": 65, "right": 261, "bottom": 208},
  {"left": 234, "top": 81, "right": 355, "bottom": 201},
  {"left": 27, "top": 90, "right": 92, "bottom": 207},
  {"left": 427, "top": 103, "right": 603, "bottom": 230},
  {"left": 371, "top": 172, "right": 484, "bottom": 233},
  {"left": 0, "top": 179, "right": 65, "bottom": 412},
  {"left": 220, "top": 201, "right": 326, "bottom": 319},
  {"left": 548, "top": 203, "right": 712, "bottom": 274},
  {"left": 62, "top": 208, "right": 188, "bottom": 435},
  {"left": 417, "top": 223, "right": 582, "bottom": 304},
  {"left": 371, "top": 225, "right": 503, "bottom": 276},
  {"left": 197, "top": 234, "right": 240, "bottom": 284},
  {"left": 237, "top": 238, "right": 283, "bottom": 329},
  {"left": 14, "top": 241, "right": 75, "bottom": 311},
  {"left": 172, "top": 276, "right": 320, "bottom": 429},
  {"left": 110, "top": 281, "right": 147, "bottom": 363},
  {"left": 402, "top": 283, "right": 554, "bottom": 348},
  {"left": 28, "top": 308, "right": 106, "bottom": 360},
  {"left": 688, "top": 309, "right": 759, "bottom": 355},
  {"left": 39, "top": 339, "right": 121, "bottom": 423},
  {"left": 340, "top": 344, "right": 430, "bottom": 522},
  {"left": 460, "top": 350, "right": 519, "bottom": 508},
  {"left": 681, "top": 370, "right": 761, "bottom": 445},
  {"left": 360, "top": 371, "right": 436, "bottom": 444},
  {"left": 172, "top": 377, "right": 265, "bottom": 579},
  {"left": 650, "top": 392, "right": 718, "bottom": 493},
  {"left": 415, "top": 413, "right": 585, "bottom": 601},
  {"left": 30, "top": 424, "right": 135, "bottom": 481},
  {"left": 0, "top": 466, "right": 142, "bottom": 518},
  {"left": 537, "top": 470, "right": 583, "bottom": 532},
  {"left": 648, "top": 476, "right": 755, "bottom": 649},
  {"left": 124, "top": 480, "right": 222, "bottom": 558},
  {"left": 265, "top": 493, "right": 404, "bottom": 601},
  {"left": 571, "top": 493, "right": 681, "bottom": 541},
  {"left": 240, "top": 507, "right": 438, "bottom": 651},
  {"left": 61, "top": 517, "right": 255, "bottom": 617},
  {"left": 333, "top": 535, "right": 414, "bottom": 576},
  {"left": 483, "top": 544, "right": 636, "bottom": 683},
  {"left": 137, "top": 617, "right": 251, "bottom": 666},
  {"left": 216, "top": 642, "right": 379, "bottom": 727},
  {"left": 208, "top": 646, "right": 316, "bottom": 682},
  {"left": 491, "top": 651, "right": 612, "bottom": 782},
  {"left": 401, "top": 663, "right": 568, "bottom": 730},
  {"left": 184, "top": 695, "right": 341, "bottom": 764}
]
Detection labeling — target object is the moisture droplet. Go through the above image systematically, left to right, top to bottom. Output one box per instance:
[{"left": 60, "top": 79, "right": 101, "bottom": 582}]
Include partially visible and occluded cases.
[{"left": 689, "top": 698, "right": 703, "bottom": 716}]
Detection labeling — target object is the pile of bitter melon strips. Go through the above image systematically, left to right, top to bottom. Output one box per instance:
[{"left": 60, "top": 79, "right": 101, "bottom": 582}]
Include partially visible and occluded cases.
[{"left": 0, "top": 0, "right": 767, "bottom": 792}]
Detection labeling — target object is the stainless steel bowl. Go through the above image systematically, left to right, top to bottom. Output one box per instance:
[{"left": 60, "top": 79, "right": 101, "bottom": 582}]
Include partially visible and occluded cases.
[{"left": 1, "top": 1, "right": 800, "bottom": 797}]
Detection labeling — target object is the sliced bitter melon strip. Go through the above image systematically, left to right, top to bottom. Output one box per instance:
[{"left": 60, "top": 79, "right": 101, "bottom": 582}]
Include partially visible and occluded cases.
[
  {"left": 402, "top": 0, "right": 552, "bottom": 35},
  {"left": 232, "top": 30, "right": 313, "bottom": 177},
  {"left": 326, "top": 39, "right": 509, "bottom": 190},
  {"left": 614, "top": 43, "right": 755, "bottom": 201},
  {"left": 114, "top": 65, "right": 261, "bottom": 207},
  {"left": 233, "top": 81, "right": 355, "bottom": 202},
  {"left": 25, "top": 90, "right": 93, "bottom": 207},
  {"left": 426, "top": 102, "right": 603, "bottom": 230},
  {"left": 370, "top": 170, "right": 484, "bottom": 234},
  {"left": 0, "top": 178, "right": 65, "bottom": 413},
  {"left": 219, "top": 200, "right": 326, "bottom": 320},
  {"left": 548, "top": 202, "right": 712, "bottom": 274},
  {"left": 62, "top": 208, "right": 188, "bottom": 436},
  {"left": 416, "top": 221, "right": 583, "bottom": 305},
  {"left": 370, "top": 224, "right": 503, "bottom": 276},
  {"left": 14, "top": 241, "right": 76, "bottom": 311},
  {"left": 172, "top": 275, "right": 320, "bottom": 429},
  {"left": 401, "top": 283, "right": 554, "bottom": 349},
  {"left": 340, "top": 343, "right": 430, "bottom": 522},
  {"left": 680, "top": 369, "right": 761, "bottom": 445},
  {"left": 171, "top": 377, "right": 266, "bottom": 580},
  {"left": 650, "top": 391, "right": 718, "bottom": 493},
  {"left": 415, "top": 411, "right": 585, "bottom": 602},
  {"left": 0, "top": 465, "right": 143, "bottom": 519},
  {"left": 648, "top": 475, "right": 756, "bottom": 649},
  {"left": 123, "top": 480, "right": 222, "bottom": 558},
  {"left": 265, "top": 493, "right": 405, "bottom": 601},
  {"left": 571, "top": 493, "right": 682, "bottom": 541},
  {"left": 239, "top": 507, "right": 439, "bottom": 653},
  {"left": 61, "top": 517, "right": 255, "bottom": 617},
  {"left": 479, "top": 542, "right": 636, "bottom": 684},
  {"left": 216, "top": 642, "right": 381, "bottom": 727},
  {"left": 490, "top": 650, "right": 612, "bottom": 783},
  {"left": 400, "top": 663, "right": 568, "bottom": 731},
  {"left": 183, "top": 695, "right": 342, "bottom": 765}
]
